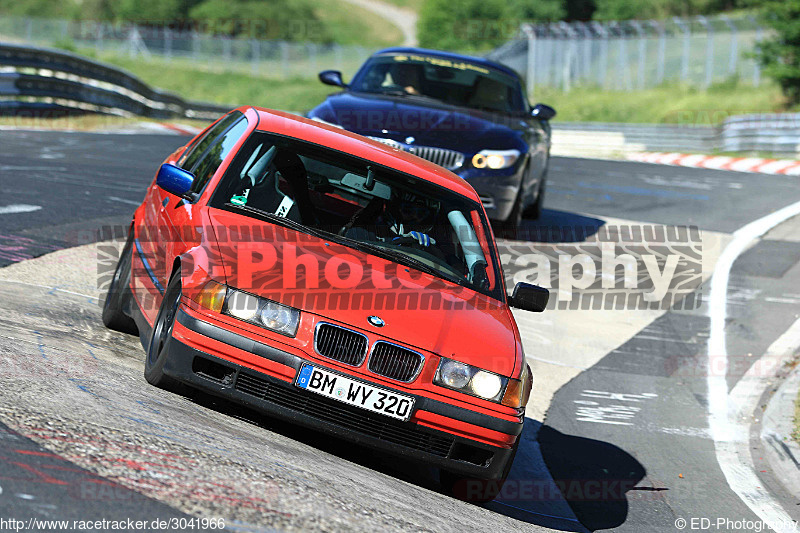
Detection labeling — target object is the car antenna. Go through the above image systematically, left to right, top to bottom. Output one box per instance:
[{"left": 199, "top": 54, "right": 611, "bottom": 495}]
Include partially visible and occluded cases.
[{"left": 365, "top": 166, "right": 375, "bottom": 191}]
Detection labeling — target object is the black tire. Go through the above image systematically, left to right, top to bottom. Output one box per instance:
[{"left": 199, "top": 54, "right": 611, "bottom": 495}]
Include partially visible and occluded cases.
[
  {"left": 523, "top": 174, "right": 546, "bottom": 220},
  {"left": 496, "top": 188, "right": 523, "bottom": 240},
  {"left": 102, "top": 230, "right": 139, "bottom": 335},
  {"left": 144, "top": 272, "right": 183, "bottom": 391},
  {"left": 439, "top": 438, "right": 520, "bottom": 504}
]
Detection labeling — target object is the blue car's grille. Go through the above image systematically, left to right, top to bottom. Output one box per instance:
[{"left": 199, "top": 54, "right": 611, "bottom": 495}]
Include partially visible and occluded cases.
[{"left": 367, "top": 137, "right": 465, "bottom": 170}]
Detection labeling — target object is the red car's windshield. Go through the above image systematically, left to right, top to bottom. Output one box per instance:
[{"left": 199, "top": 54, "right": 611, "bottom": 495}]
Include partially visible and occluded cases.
[{"left": 209, "top": 131, "right": 504, "bottom": 301}]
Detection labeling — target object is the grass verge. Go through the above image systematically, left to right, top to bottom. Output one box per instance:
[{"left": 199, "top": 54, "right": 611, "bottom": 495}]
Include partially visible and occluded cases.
[
  {"left": 92, "top": 54, "right": 336, "bottom": 113},
  {"left": 534, "top": 82, "right": 794, "bottom": 124}
]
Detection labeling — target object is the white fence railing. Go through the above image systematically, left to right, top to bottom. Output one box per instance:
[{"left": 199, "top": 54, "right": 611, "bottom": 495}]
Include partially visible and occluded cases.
[
  {"left": 487, "top": 15, "right": 766, "bottom": 93},
  {"left": 0, "top": 16, "right": 372, "bottom": 80}
]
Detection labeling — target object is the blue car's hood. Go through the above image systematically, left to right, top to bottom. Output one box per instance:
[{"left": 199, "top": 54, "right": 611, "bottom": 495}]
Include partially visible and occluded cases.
[{"left": 310, "top": 92, "right": 526, "bottom": 152}]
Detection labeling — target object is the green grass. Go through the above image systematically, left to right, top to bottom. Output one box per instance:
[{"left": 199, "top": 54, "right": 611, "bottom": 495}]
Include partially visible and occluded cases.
[
  {"left": 315, "top": 0, "right": 404, "bottom": 46},
  {"left": 93, "top": 54, "right": 337, "bottom": 112},
  {"left": 533, "top": 82, "right": 793, "bottom": 125}
]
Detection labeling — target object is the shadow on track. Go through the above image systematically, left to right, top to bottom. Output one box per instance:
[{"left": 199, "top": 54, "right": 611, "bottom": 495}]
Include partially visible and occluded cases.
[
  {"left": 494, "top": 209, "right": 607, "bottom": 243},
  {"left": 186, "top": 387, "right": 644, "bottom": 532},
  {"left": 537, "top": 424, "right": 647, "bottom": 531}
]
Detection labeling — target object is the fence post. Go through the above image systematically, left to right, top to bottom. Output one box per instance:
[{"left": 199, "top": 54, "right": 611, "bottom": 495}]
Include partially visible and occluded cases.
[
  {"left": 720, "top": 15, "right": 737, "bottom": 77},
  {"left": 749, "top": 15, "right": 762, "bottom": 87},
  {"left": 696, "top": 16, "right": 714, "bottom": 88},
  {"left": 674, "top": 17, "right": 690, "bottom": 82},
  {"left": 25, "top": 18, "right": 32, "bottom": 43},
  {"left": 630, "top": 20, "right": 646, "bottom": 89},
  {"left": 649, "top": 20, "right": 665, "bottom": 85},
  {"left": 592, "top": 21, "right": 608, "bottom": 89},
  {"left": 95, "top": 22, "right": 103, "bottom": 56},
  {"left": 558, "top": 22, "right": 575, "bottom": 91},
  {"left": 523, "top": 24, "right": 536, "bottom": 96},
  {"left": 164, "top": 27, "right": 172, "bottom": 60},
  {"left": 193, "top": 30, "right": 200, "bottom": 61},
  {"left": 251, "top": 39, "right": 259, "bottom": 76},
  {"left": 281, "top": 41, "right": 290, "bottom": 79},
  {"left": 335, "top": 44, "right": 343, "bottom": 73}
]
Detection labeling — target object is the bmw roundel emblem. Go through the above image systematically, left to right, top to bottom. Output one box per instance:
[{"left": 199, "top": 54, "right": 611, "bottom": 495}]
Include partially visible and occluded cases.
[
  {"left": 405, "top": 136, "right": 415, "bottom": 144},
  {"left": 368, "top": 316, "right": 385, "bottom": 327}
]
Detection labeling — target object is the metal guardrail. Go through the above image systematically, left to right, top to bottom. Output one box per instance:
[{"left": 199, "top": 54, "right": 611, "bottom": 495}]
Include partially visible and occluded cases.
[
  {"left": 0, "top": 42, "right": 233, "bottom": 120},
  {"left": 552, "top": 118, "right": 800, "bottom": 158}
]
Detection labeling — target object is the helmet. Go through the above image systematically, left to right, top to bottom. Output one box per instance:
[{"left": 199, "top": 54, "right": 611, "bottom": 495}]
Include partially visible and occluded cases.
[{"left": 392, "top": 190, "right": 440, "bottom": 232}]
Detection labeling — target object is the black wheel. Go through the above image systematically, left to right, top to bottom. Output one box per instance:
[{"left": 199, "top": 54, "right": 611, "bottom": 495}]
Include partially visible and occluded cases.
[
  {"left": 523, "top": 174, "right": 546, "bottom": 220},
  {"left": 496, "top": 188, "right": 523, "bottom": 240},
  {"left": 102, "top": 230, "right": 139, "bottom": 335},
  {"left": 144, "top": 272, "right": 183, "bottom": 391},
  {"left": 439, "top": 438, "right": 520, "bottom": 504}
]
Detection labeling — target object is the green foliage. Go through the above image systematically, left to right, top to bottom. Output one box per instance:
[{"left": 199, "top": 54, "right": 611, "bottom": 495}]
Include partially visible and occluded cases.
[
  {"left": 188, "top": 0, "right": 327, "bottom": 41},
  {"left": 418, "top": 0, "right": 563, "bottom": 51},
  {"left": 593, "top": 0, "right": 743, "bottom": 20},
  {"left": 754, "top": 0, "right": 800, "bottom": 106}
]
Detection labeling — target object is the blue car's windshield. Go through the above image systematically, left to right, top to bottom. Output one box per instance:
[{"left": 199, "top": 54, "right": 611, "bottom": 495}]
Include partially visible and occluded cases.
[{"left": 350, "top": 53, "right": 526, "bottom": 115}]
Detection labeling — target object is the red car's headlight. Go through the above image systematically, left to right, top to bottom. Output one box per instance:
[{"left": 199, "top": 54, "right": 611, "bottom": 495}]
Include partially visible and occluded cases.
[
  {"left": 222, "top": 287, "right": 300, "bottom": 337},
  {"left": 434, "top": 358, "right": 508, "bottom": 403}
]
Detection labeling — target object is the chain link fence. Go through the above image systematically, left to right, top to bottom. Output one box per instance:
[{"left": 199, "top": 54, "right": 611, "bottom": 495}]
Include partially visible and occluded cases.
[
  {"left": 487, "top": 15, "right": 767, "bottom": 94},
  {"left": 0, "top": 16, "right": 372, "bottom": 79}
]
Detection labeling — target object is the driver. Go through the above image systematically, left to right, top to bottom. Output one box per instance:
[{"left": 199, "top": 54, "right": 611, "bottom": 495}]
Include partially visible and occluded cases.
[
  {"left": 385, "top": 63, "right": 422, "bottom": 95},
  {"left": 343, "top": 190, "right": 440, "bottom": 248}
]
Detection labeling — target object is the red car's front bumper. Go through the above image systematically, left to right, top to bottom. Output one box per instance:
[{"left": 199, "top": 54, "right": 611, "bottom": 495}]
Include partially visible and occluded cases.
[{"left": 138, "top": 304, "right": 523, "bottom": 481}]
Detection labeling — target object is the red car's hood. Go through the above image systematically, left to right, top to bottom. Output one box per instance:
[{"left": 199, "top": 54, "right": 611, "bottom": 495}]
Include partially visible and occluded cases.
[{"left": 207, "top": 209, "right": 518, "bottom": 376}]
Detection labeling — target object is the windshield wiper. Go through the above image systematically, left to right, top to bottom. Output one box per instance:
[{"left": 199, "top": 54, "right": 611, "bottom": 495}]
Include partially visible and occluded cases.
[
  {"left": 223, "top": 203, "right": 332, "bottom": 240},
  {"left": 225, "top": 203, "right": 470, "bottom": 288},
  {"left": 349, "top": 239, "right": 468, "bottom": 288}
]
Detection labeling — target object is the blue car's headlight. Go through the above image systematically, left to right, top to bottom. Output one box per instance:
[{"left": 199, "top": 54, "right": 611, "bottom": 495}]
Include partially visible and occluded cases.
[{"left": 471, "top": 149, "right": 520, "bottom": 170}]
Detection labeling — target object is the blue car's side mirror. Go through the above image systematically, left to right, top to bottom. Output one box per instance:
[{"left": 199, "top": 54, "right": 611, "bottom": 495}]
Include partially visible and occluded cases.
[
  {"left": 319, "top": 70, "right": 347, "bottom": 88},
  {"left": 531, "top": 103, "right": 556, "bottom": 121},
  {"left": 156, "top": 163, "right": 195, "bottom": 198}
]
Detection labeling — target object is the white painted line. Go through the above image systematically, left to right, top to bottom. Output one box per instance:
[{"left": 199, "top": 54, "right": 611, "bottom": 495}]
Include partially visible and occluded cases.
[
  {"left": 108, "top": 196, "right": 141, "bottom": 206},
  {"left": 707, "top": 199, "right": 800, "bottom": 531},
  {"left": 0, "top": 204, "right": 41, "bottom": 215}
]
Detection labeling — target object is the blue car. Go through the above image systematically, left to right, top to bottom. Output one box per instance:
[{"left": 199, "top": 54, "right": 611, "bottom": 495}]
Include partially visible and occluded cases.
[{"left": 307, "top": 47, "right": 555, "bottom": 234}]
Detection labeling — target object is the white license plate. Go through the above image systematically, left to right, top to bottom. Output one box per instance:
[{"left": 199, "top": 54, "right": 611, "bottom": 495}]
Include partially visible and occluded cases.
[{"left": 295, "top": 363, "right": 415, "bottom": 422}]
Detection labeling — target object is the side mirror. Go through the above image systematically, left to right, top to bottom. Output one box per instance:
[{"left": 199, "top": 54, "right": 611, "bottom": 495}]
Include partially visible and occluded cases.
[
  {"left": 319, "top": 70, "right": 347, "bottom": 88},
  {"left": 531, "top": 103, "right": 556, "bottom": 121},
  {"left": 156, "top": 163, "right": 195, "bottom": 198},
  {"left": 509, "top": 282, "right": 549, "bottom": 312}
]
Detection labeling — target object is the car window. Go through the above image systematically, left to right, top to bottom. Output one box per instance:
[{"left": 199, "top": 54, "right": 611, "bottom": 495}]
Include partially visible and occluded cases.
[
  {"left": 350, "top": 53, "right": 526, "bottom": 115},
  {"left": 179, "top": 111, "right": 243, "bottom": 171},
  {"left": 189, "top": 117, "right": 249, "bottom": 196},
  {"left": 210, "top": 131, "right": 505, "bottom": 301}
]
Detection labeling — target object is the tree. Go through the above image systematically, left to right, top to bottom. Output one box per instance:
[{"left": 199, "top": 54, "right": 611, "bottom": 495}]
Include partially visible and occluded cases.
[
  {"left": 418, "top": 0, "right": 563, "bottom": 51},
  {"left": 754, "top": 0, "right": 800, "bottom": 106}
]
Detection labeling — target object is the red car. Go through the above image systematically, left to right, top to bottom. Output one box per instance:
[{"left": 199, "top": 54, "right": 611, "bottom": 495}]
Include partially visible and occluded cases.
[{"left": 102, "top": 106, "right": 548, "bottom": 502}]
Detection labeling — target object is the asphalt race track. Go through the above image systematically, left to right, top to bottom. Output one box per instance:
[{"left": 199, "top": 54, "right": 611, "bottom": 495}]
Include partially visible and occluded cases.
[{"left": 1, "top": 130, "right": 799, "bottom": 532}]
